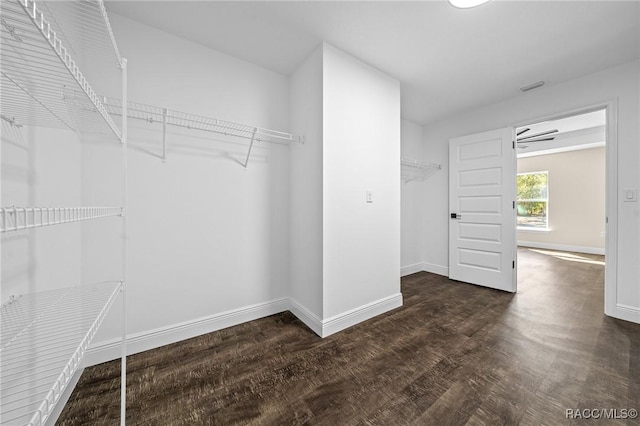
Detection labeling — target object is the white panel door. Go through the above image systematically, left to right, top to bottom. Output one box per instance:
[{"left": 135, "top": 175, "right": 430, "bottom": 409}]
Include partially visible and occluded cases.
[{"left": 449, "top": 128, "right": 516, "bottom": 292}]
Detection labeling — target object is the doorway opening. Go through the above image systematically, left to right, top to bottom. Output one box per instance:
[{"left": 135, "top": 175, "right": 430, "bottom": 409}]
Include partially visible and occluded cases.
[{"left": 515, "top": 107, "right": 610, "bottom": 304}]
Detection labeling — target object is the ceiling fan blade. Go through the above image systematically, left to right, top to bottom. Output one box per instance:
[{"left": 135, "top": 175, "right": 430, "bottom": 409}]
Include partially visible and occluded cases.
[
  {"left": 516, "top": 127, "right": 530, "bottom": 136},
  {"left": 517, "top": 129, "right": 559, "bottom": 141},
  {"left": 518, "top": 137, "right": 555, "bottom": 143}
]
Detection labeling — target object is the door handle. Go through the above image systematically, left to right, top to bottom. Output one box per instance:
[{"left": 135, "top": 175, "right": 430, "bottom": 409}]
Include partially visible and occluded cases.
[{"left": 450, "top": 213, "right": 462, "bottom": 219}]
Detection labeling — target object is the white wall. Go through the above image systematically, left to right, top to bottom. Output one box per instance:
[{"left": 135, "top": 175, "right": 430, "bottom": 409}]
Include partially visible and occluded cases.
[
  {"left": 89, "top": 13, "right": 292, "bottom": 354},
  {"left": 289, "top": 43, "right": 402, "bottom": 336},
  {"left": 322, "top": 44, "right": 401, "bottom": 320},
  {"left": 290, "top": 47, "right": 324, "bottom": 319},
  {"left": 421, "top": 60, "right": 640, "bottom": 322},
  {"left": 401, "top": 119, "right": 425, "bottom": 275},
  {"left": 1, "top": 126, "right": 83, "bottom": 301},
  {"left": 518, "top": 147, "right": 606, "bottom": 253}
]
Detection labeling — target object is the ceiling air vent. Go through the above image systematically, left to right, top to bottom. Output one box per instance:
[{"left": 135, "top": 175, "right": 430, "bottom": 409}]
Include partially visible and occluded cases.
[{"left": 520, "top": 81, "right": 545, "bottom": 92}]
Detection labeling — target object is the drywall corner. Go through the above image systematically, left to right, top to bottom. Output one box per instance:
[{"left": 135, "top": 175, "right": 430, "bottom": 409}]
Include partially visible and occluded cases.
[
  {"left": 321, "top": 43, "right": 402, "bottom": 320},
  {"left": 289, "top": 44, "right": 324, "bottom": 320}
]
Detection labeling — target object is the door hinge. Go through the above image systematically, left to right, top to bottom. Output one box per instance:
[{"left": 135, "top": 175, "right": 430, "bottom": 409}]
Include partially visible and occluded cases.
[
  {"left": 513, "top": 140, "right": 515, "bottom": 149},
  {"left": 513, "top": 201, "right": 516, "bottom": 209},
  {"left": 512, "top": 260, "right": 515, "bottom": 269}
]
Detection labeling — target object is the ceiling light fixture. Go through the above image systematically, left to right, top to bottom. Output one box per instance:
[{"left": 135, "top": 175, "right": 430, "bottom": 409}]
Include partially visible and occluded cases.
[{"left": 448, "top": 0, "right": 491, "bottom": 9}]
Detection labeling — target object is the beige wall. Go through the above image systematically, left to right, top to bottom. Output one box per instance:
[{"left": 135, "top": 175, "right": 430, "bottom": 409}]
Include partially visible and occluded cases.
[{"left": 517, "top": 147, "right": 605, "bottom": 253}]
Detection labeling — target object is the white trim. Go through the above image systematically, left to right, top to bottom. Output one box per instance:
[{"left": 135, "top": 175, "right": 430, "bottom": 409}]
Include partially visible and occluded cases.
[
  {"left": 511, "top": 99, "right": 618, "bottom": 319},
  {"left": 604, "top": 100, "right": 618, "bottom": 319},
  {"left": 517, "top": 141, "right": 605, "bottom": 158},
  {"left": 518, "top": 227, "right": 551, "bottom": 232},
  {"left": 518, "top": 240, "right": 604, "bottom": 255},
  {"left": 401, "top": 262, "right": 424, "bottom": 277},
  {"left": 421, "top": 262, "right": 449, "bottom": 277},
  {"left": 321, "top": 293, "right": 403, "bottom": 337},
  {"left": 86, "top": 294, "right": 405, "bottom": 365},
  {"left": 86, "top": 298, "right": 289, "bottom": 366},
  {"left": 288, "top": 298, "right": 323, "bottom": 336},
  {"left": 613, "top": 304, "right": 640, "bottom": 324}
]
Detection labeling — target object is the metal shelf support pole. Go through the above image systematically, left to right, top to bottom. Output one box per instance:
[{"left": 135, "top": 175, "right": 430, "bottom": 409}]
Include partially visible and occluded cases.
[
  {"left": 120, "top": 57, "right": 128, "bottom": 426},
  {"left": 162, "top": 108, "right": 168, "bottom": 163}
]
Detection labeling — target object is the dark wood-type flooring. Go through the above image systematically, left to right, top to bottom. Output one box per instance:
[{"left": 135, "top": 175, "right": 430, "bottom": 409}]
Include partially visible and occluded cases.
[{"left": 58, "top": 248, "right": 640, "bottom": 425}]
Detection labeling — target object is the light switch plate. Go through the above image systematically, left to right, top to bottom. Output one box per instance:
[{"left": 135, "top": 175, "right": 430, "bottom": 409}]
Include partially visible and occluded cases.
[
  {"left": 623, "top": 188, "right": 637, "bottom": 202},
  {"left": 366, "top": 189, "right": 373, "bottom": 203}
]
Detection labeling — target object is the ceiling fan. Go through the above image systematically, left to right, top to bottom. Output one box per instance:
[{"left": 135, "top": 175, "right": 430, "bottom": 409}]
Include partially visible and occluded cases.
[{"left": 516, "top": 128, "right": 558, "bottom": 149}]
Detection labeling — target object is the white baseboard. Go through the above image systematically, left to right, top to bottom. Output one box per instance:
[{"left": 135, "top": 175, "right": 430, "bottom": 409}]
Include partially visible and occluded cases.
[
  {"left": 518, "top": 240, "right": 605, "bottom": 255},
  {"left": 420, "top": 262, "right": 449, "bottom": 277},
  {"left": 401, "top": 263, "right": 424, "bottom": 277},
  {"left": 321, "top": 293, "right": 403, "bottom": 337},
  {"left": 87, "top": 294, "right": 404, "bottom": 365},
  {"left": 86, "top": 298, "right": 289, "bottom": 366},
  {"left": 288, "top": 298, "right": 323, "bottom": 336},
  {"left": 612, "top": 303, "right": 640, "bottom": 324}
]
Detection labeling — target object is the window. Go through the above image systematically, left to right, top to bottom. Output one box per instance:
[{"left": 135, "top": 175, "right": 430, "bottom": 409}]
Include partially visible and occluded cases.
[{"left": 517, "top": 171, "right": 548, "bottom": 229}]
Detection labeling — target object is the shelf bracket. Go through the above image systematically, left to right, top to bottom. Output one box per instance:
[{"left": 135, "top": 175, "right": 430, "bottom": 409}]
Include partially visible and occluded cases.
[
  {"left": 162, "top": 108, "right": 168, "bottom": 163},
  {"left": 0, "top": 114, "right": 22, "bottom": 128},
  {"left": 242, "top": 128, "right": 258, "bottom": 169}
]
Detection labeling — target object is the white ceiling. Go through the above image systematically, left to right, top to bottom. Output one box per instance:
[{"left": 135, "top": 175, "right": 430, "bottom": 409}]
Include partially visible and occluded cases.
[
  {"left": 105, "top": 1, "right": 640, "bottom": 125},
  {"left": 516, "top": 109, "right": 606, "bottom": 156}
]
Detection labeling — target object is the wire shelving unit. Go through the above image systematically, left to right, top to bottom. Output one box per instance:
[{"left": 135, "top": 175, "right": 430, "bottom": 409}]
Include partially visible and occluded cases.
[
  {"left": 0, "top": 0, "right": 128, "bottom": 424},
  {"left": 0, "top": 0, "right": 121, "bottom": 138},
  {"left": 63, "top": 92, "right": 304, "bottom": 167},
  {"left": 401, "top": 157, "right": 442, "bottom": 183},
  {"left": 0, "top": 206, "right": 123, "bottom": 233},
  {"left": 0, "top": 282, "right": 122, "bottom": 425}
]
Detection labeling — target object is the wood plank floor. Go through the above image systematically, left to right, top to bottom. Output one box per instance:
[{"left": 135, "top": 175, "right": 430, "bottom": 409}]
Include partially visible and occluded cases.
[{"left": 58, "top": 248, "right": 640, "bottom": 425}]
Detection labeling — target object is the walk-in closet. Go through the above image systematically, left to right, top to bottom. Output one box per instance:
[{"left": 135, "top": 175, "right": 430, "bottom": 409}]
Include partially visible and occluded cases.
[{"left": 2, "top": 0, "right": 640, "bottom": 424}]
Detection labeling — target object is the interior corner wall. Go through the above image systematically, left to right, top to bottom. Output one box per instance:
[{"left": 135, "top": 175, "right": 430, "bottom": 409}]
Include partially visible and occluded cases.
[
  {"left": 86, "top": 13, "right": 292, "bottom": 361},
  {"left": 322, "top": 43, "right": 401, "bottom": 321},
  {"left": 289, "top": 45, "right": 324, "bottom": 322},
  {"left": 422, "top": 59, "right": 640, "bottom": 321},
  {"left": 401, "top": 119, "right": 425, "bottom": 275},
  {"left": 517, "top": 147, "right": 606, "bottom": 253}
]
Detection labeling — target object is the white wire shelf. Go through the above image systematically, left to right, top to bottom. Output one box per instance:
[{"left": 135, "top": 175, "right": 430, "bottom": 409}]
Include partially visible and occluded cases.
[
  {"left": 0, "top": 0, "right": 121, "bottom": 139},
  {"left": 39, "top": 0, "right": 122, "bottom": 69},
  {"left": 63, "top": 91, "right": 305, "bottom": 167},
  {"left": 114, "top": 98, "right": 305, "bottom": 167},
  {"left": 401, "top": 157, "right": 441, "bottom": 183},
  {"left": 0, "top": 206, "right": 123, "bottom": 233},
  {"left": 0, "top": 281, "right": 122, "bottom": 426}
]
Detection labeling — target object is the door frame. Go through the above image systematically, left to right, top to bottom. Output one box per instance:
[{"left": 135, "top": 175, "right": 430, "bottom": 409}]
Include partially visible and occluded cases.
[{"left": 510, "top": 99, "right": 618, "bottom": 316}]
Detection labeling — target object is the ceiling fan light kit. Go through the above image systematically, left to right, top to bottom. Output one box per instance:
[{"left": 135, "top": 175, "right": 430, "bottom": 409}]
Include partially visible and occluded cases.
[{"left": 448, "top": 0, "right": 491, "bottom": 9}]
